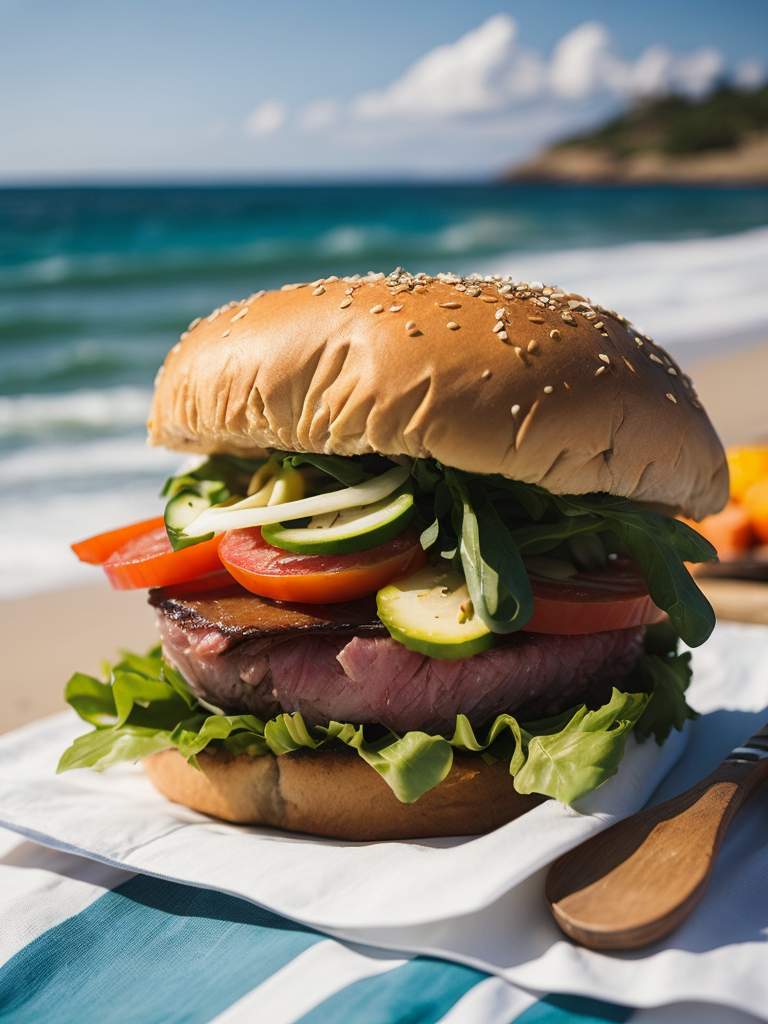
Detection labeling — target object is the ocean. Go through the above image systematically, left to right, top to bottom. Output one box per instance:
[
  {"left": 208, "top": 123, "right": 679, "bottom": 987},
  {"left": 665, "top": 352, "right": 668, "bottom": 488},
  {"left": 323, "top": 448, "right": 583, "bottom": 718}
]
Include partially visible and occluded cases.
[{"left": 2, "top": 183, "right": 768, "bottom": 596}]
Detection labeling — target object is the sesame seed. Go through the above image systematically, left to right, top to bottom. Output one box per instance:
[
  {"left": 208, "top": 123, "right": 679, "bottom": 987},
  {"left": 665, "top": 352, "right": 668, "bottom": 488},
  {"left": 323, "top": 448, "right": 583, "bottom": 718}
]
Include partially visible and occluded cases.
[
  {"left": 530, "top": 281, "right": 543, "bottom": 291},
  {"left": 455, "top": 284, "right": 466, "bottom": 291},
  {"left": 498, "top": 285, "right": 512, "bottom": 294},
  {"left": 312, "top": 286, "right": 325, "bottom": 296},
  {"left": 345, "top": 287, "right": 354, "bottom": 295},
  {"left": 482, "top": 295, "right": 497, "bottom": 303},
  {"left": 340, "top": 298, "right": 352, "bottom": 309},
  {"left": 438, "top": 301, "right": 461, "bottom": 309},
  {"left": 370, "top": 304, "right": 384, "bottom": 314},
  {"left": 389, "top": 305, "right": 403, "bottom": 312},
  {"left": 230, "top": 307, "right": 249, "bottom": 322},
  {"left": 494, "top": 309, "right": 505, "bottom": 320},
  {"left": 528, "top": 316, "right": 545, "bottom": 324},
  {"left": 187, "top": 317, "right": 202, "bottom": 331},
  {"left": 405, "top": 321, "right": 416, "bottom": 331},
  {"left": 446, "top": 321, "right": 460, "bottom": 330},
  {"left": 493, "top": 321, "right": 505, "bottom": 333},
  {"left": 594, "top": 321, "right": 604, "bottom": 330},
  {"left": 407, "top": 327, "right": 420, "bottom": 337},
  {"left": 222, "top": 329, "right": 230, "bottom": 338},
  {"left": 550, "top": 329, "right": 561, "bottom": 340},
  {"left": 179, "top": 331, "right": 189, "bottom": 341},
  {"left": 498, "top": 331, "right": 508, "bottom": 341},
  {"left": 635, "top": 338, "right": 644, "bottom": 346},
  {"left": 527, "top": 339, "right": 538, "bottom": 353},
  {"left": 171, "top": 342, "right": 182, "bottom": 355},
  {"left": 514, "top": 347, "right": 524, "bottom": 361},
  {"left": 598, "top": 353, "right": 610, "bottom": 364},
  {"left": 650, "top": 354, "right": 664, "bottom": 364},
  {"left": 623, "top": 358, "right": 636, "bottom": 373},
  {"left": 595, "top": 366, "right": 606, "bottom": 376},
  {"left": 668, "top": 367, "right": 677, "bottom": 375},
  {"left": 481, "top": 369, "right": 492, "bottom": 380},
  {"left": 563, "top": 381, "right": 571, "bottom": 390},
  {"left": 543, "top": 385, "right": 553, "bottom": 394},
  {"left": 666, "top": 393, "right": 677, "bottom": 403},
  {"left": 511, "top": 404, "right": 521, "bottom": 416}
]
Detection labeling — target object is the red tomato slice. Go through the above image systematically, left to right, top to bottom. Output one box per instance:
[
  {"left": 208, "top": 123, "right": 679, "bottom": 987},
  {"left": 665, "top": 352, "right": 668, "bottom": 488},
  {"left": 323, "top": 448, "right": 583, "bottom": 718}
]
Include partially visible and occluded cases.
[
  {"left": 72, "top": 516, "right": 165, "bottom": 565},
  {"left": 103, "top": 526, "right": 223, "bottom": 591},
  {"left": 219, "top": 527, "right": 428, "bottom": 604},
  {"left": 525, "top": 558, "right": 666, "bottom": 634}
]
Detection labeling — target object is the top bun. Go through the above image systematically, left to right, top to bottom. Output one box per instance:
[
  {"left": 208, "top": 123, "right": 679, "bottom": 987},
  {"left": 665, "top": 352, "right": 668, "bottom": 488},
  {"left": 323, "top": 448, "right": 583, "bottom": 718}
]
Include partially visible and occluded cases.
[{"left": 148, "top": 270, "right": 728, "bottom": 520}]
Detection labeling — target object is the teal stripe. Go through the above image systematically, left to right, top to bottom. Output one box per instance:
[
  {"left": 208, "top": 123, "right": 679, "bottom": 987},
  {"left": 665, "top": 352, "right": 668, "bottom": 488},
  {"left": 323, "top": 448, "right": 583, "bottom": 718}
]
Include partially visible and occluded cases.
[
  {"left": 0, "top": 875, "right": 321, "bottom": 1024},
  {"left": 294, "top": 955, "right": 487, "bottom": 1024},
  {"left": 517, "top": 992, "right": 631, "bottom": 1022}
]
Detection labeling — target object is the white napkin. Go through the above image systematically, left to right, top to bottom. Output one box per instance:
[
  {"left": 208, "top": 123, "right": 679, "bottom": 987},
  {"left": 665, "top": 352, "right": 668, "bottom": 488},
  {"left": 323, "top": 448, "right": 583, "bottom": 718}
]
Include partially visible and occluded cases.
[{"left": 1, "top": 622, "right": 767, "bottom": 1018}]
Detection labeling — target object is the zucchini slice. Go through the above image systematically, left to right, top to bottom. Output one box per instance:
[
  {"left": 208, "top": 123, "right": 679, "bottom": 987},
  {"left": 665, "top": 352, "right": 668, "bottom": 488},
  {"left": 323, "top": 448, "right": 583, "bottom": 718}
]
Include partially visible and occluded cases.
[
  {"left": 262, "top": 491, "right": 415, "bottom": 554},
  {"left": 377, "top": 564, "right": 493, "bottom": 660}
]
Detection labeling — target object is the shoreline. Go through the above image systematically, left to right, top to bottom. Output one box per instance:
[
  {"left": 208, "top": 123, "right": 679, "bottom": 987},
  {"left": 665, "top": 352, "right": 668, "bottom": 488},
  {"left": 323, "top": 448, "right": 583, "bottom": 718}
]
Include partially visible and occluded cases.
[{"left": 0, "top": 584, "right": 158, "bottom": 735}]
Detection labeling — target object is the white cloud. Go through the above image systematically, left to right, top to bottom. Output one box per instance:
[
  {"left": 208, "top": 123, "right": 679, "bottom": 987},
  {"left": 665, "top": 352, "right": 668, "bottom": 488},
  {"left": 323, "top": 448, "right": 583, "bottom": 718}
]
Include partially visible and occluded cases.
[
  {"left": 353, "top": 14, "right": 527, "bottom": 118},
  {"left": 350, "top": 15, "right": 728, "bottom": 123},
  {"left": 549, "top": 22, "right": 624, "bottom": 101},
  {"left": 300, "top": 99, "right": 340, "bottom": 132},
  {"left": 245, "top": 100, "right": 287, "bottom": 137}
]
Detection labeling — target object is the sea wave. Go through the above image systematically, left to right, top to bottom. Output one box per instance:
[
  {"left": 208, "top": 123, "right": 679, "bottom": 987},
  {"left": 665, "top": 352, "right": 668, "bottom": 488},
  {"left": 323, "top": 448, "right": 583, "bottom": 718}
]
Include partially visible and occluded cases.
[
  {"left": 488, "top": 225, "right": 768, "bottom": 347},
  {"left": 0, "top": 386, "right": 153, "bottom": 442}
]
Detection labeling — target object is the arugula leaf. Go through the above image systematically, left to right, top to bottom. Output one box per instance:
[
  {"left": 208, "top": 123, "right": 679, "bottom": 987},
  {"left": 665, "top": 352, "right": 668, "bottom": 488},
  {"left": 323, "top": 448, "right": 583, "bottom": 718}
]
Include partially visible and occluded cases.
[
  {"left": 272, "top": 451, "right": 395, "bottom": 487},
  {"left": 444, "top": 469, "right": 534, "bottom": 633},
  {"left": 551, "top": 496, "right": 715, "bottom": 646},
  {"left": 632, "top": 651, "right": 696, "bottom": 743}
]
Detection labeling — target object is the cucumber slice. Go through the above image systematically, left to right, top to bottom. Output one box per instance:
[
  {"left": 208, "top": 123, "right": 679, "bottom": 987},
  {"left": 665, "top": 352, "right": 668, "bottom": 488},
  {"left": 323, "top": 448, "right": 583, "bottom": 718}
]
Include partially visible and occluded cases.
[
  {"left": 165, "top": 484, "right": 226, "bottom": 550},
  {"left": 262, "top": 491, "right": 415, "bottom": 554},
  {"left": 377, "top": 564, "right": 493, "bottom": 660}
]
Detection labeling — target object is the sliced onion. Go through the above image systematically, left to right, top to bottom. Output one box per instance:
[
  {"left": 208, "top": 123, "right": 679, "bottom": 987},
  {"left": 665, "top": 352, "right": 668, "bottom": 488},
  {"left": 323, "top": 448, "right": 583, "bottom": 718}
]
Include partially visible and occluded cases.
[{"left": 183, "top": 465, "right": 410, "bottom": 538}]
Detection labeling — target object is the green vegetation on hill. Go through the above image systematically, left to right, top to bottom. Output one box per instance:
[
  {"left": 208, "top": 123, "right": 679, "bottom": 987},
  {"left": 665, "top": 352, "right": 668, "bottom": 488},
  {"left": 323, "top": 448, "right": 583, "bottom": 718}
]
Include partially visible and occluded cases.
[{"left": 560, "top": 84, "right": 768, "bottom": 157}]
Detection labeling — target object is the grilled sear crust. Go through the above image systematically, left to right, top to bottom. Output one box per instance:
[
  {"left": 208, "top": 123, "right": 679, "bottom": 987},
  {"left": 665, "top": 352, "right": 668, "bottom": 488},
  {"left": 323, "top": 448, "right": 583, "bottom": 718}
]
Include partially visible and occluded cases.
[{"left": 148, "top": 580, "right": 387, "bottom": 643}]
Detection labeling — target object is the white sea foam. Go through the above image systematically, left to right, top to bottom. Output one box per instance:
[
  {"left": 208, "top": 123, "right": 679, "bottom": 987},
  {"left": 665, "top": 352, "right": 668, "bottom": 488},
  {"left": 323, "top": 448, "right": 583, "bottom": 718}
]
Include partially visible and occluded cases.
[
  {"left": 488, "top": 225, "right": 768, "bottom": 347},
  {"left": 0, "top": 387, "right": 153, "bottom": 442}
]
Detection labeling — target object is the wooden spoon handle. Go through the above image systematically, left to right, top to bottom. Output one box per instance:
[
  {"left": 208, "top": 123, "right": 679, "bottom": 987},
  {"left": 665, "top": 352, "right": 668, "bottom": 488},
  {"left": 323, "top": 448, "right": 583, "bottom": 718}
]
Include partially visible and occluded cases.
[{"left": 546, "top": 754, "right": 768, "bottom": 950}]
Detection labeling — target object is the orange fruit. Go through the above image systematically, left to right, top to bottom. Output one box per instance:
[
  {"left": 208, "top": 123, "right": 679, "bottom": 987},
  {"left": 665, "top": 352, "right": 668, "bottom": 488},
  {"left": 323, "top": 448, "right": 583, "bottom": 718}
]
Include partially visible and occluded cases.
[
  {"left": 727, "top": 446, "right": 768, "bottom": 503},
  {"left": 744, "top": 480, "right": 768, "bottom": 544},
  {"left": 680, "top": 501, "right": 755, "bottom": 560}
]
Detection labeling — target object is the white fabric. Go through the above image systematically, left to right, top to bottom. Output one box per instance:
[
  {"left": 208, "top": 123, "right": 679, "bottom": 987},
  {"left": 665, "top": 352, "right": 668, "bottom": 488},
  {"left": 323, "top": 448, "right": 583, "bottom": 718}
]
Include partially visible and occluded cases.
[{"left": 0, "top": 622, "right": 767, "bottom": 1019}]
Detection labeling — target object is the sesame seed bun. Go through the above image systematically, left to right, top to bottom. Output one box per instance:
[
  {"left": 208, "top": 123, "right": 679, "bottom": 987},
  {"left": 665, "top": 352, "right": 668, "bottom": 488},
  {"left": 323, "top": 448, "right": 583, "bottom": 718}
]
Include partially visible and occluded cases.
[
  {"left": 148, "top": 271, "right": 728, "bottom": 521},
  {"left": 143, "top": 745, "right": 541, "bottom": 840}
]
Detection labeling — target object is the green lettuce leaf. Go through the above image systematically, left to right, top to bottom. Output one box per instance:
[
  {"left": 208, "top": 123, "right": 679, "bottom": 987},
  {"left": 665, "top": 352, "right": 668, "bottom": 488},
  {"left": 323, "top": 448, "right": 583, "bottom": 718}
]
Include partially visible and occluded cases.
[{"left": 58, "top": 643, "right": 695, "bottom": 806}]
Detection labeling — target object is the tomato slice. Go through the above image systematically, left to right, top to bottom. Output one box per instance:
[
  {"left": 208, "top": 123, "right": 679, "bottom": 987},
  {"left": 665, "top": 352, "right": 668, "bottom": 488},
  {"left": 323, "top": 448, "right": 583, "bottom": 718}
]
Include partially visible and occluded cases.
[
  {"left": 72, "top": 516, "right": 165, "bottom": 565},
  {"left": 103, "top": 526, "right": 223, "bottom": 591},
  {"left": 219, "top": 526, "right": 428, "bottom": 604},
  {"left": 524, "top": 558, "right": 666, "bottom": 634}
]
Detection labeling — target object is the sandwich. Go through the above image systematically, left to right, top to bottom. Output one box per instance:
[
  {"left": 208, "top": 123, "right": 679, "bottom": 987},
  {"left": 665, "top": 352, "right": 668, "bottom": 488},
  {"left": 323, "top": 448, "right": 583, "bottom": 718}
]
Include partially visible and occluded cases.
[{"left": 60, "top": 269, "right": 727, "bottom": 840}]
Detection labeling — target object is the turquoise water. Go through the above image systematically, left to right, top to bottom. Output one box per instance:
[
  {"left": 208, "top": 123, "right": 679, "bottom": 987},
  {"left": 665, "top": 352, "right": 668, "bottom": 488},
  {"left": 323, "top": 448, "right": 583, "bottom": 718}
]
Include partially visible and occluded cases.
[{"left": 2, "top": 183, "right": 768, "bottom": 594}]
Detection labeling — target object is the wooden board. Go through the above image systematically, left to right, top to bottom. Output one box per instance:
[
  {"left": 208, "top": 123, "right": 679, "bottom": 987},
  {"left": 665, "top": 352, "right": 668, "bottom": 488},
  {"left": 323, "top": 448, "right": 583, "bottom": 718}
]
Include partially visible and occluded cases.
[{"left": 698, "top": 577, "right": 768, "bottom": 627}]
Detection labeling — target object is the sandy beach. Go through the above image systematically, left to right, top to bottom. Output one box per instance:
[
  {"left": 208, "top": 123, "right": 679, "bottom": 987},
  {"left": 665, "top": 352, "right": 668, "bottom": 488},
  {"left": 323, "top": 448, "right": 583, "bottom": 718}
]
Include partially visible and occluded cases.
[{"left": 2, "top": 335, "right": 768, "bottom": 737}]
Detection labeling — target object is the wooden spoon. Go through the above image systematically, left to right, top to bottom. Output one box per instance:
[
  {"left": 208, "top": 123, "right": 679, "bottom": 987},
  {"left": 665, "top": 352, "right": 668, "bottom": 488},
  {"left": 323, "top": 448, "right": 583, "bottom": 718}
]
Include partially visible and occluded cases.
[{"left": 546, "top": 723, "right": 768, "bottom": 950}]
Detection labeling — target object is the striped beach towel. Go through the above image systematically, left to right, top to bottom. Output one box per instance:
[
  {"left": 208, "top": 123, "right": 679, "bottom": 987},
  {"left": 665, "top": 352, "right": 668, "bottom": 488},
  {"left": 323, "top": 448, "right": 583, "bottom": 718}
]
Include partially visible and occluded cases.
[{"left": 0, "top": 828, "right": 759, "bottom": 1024}]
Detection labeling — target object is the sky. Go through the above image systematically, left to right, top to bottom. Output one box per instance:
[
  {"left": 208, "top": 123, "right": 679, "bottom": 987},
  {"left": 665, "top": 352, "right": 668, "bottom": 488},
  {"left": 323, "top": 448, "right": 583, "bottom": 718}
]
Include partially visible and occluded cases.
[{"left": 1, "top": 0, "right": 767, "bottom": 181}]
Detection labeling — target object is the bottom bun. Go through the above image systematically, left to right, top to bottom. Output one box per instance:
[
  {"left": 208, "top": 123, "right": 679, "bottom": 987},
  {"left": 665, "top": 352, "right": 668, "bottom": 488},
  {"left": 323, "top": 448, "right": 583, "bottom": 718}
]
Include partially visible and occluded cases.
[{"left": 143, "top": 746, "right": 543, "bottom": 841}]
